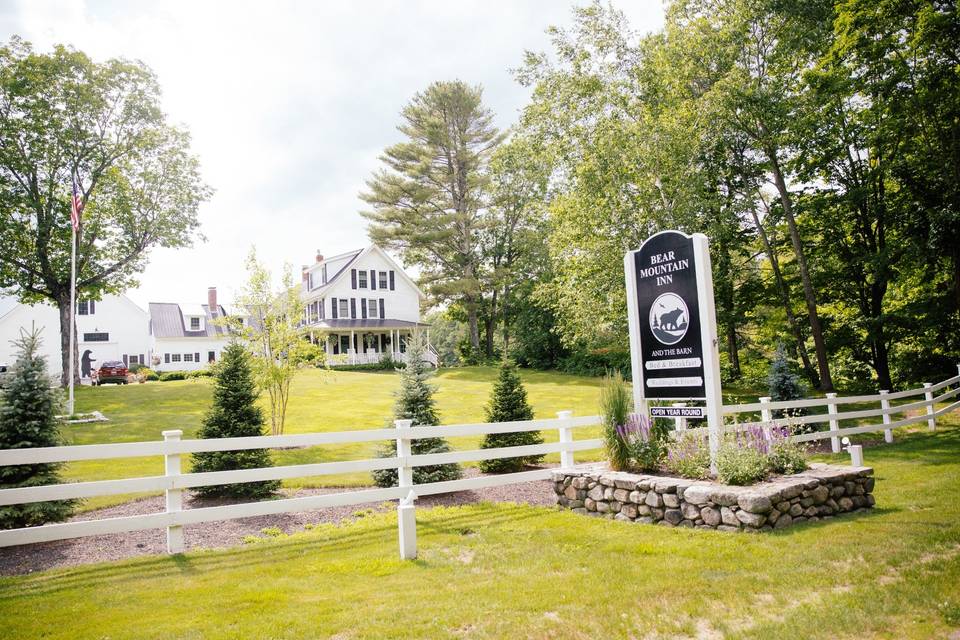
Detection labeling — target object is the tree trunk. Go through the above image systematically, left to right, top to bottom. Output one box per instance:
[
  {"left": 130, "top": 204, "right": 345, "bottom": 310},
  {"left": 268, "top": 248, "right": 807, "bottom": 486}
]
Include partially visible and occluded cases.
[
  {"left": 767, "top": 150, "right": 834, "bottom": 391},
  {"left": 749, "top": 197, "right": 820, "bottom": 386},
  {"left": 501, "top": 284, "right": 511, "bottom": 354},
  {"left": 484, "top": 289, "right": 498, "bottom": 358},
  {"left": 56, "top": 291, "right": 80, "bottom": 387},
  {"left": 466, "top": 303, "right": 480, "bottom": 351},
  {"left": 726, "top": 322, "right": 741, "bottom": 379}
]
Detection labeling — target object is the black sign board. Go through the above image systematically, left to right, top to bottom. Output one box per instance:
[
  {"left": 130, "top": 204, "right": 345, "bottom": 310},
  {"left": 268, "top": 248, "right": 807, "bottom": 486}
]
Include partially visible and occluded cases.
[
  {"left": 629, "top": 231, "right": 706, "bottom": 399},
  {"left": 649, "top": 406, "right": 706, "bottom": 419}
]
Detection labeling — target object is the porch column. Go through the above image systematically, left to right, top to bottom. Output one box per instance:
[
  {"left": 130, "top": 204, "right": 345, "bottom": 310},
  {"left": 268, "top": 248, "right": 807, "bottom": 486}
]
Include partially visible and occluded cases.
[{"left": 350, "top": 329, "right": 355, "bottom": 364}]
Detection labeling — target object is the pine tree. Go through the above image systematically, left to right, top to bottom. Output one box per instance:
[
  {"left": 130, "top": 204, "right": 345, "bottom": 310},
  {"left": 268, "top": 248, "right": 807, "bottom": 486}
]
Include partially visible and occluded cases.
[
  {"left": 0, "top": 326, "right": 75, "bottom": 529},
  {"left": 372, "top": 334, "right": 462, "bottom": 487},
  {"left": 191, "top": 342, "right": 280, "bottom": 499},
  {"left": 768, "top": 343, "right": 808, "bottom": 423},
  {"left": 478, "top": 360, "right": 543, "bottom": 473}
]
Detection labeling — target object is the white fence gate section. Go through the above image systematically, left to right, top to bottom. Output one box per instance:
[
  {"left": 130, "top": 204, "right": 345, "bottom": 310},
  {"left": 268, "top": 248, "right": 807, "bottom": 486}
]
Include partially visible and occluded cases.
[{"left": 0, "top": 369, "right": 958, "bottom": 559}]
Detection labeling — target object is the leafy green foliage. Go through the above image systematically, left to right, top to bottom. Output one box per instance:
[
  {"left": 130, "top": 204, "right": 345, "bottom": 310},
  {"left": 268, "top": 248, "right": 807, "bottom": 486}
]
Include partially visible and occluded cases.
[
  {"left": 0, "top": 326, "right": 75, "bottom": 528},
  {"left": 372, "top": 334, "right": 462, "bottom": 487},
  {"left": 190, "top": 343, "right": 279, "bottom": 499},
  {"left": 478, "top": 361, "right": 542, "bottom": 473},
  {"left": 599, "top": 371, "right": 632, "bottom": 471},
  {"left": 664, "top": 433, "right": 712, "bottom": 480},
  {"left": 768, "top": 439, "right": 809, "bottom": 476},
  {"left": 715, "top": 441, "right": 770, "bottom": 486}
]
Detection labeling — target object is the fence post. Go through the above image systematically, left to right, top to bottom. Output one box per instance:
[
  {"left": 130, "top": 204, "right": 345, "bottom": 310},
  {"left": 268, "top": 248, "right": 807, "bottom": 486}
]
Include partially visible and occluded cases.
[
  {"left": 923, "top": 383, "right": 935, "bottom": 431},
  {"left": 880, "top": 390, "right": 893, "bottom": 443},
  {"left": 826, "top": 392, "right": 840, "bottom": 453},
  {"left": 759, "top": 397, "right": 772, "bottom": 424},
  {"left": 671, "top": 402, "right": 688, "bottom": 432},
  {"left": 557, "top": 410, "right": 574, "bottom": 469},
  {"left": 394, "top": 419, "right": 416, "bottom": 560},
  {"left": 162, "top": 430, "right": 184, "bottom": 554}
]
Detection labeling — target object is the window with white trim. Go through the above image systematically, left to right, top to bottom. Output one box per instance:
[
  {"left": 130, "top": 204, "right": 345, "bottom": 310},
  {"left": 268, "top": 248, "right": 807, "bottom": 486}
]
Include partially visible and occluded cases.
[
  {"left": 358, "top": 270, "right": 367, "bottom": 288},
  {"left": 378, "top": 271, "right": 388, "bottom": 288},
  {"left": 338, "top": 299, "right": 349, "bottom": 317},
  {"left": 367, "top": 299, "right": 378, "bottom": 318},
  {"left": 189, "top": 317, "right": 201, "bottom": 331},
  {"left": 184, "top": 353, "right": 194, "bottom": 362},
  {"left": 172, "top": 354, "right": 181, "bottom": 363}
]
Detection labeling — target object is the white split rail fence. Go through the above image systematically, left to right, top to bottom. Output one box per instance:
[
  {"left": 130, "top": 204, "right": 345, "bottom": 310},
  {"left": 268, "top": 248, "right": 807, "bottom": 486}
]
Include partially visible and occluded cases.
[{"left": 1, "top": 370, "right": 958, "bottom": 559}]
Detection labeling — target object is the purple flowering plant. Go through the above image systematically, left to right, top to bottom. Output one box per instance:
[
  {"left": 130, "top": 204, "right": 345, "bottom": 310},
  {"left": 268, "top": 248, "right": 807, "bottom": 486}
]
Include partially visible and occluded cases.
[{"left": 615, "top": 412, "right": 665, "bottom": 472}]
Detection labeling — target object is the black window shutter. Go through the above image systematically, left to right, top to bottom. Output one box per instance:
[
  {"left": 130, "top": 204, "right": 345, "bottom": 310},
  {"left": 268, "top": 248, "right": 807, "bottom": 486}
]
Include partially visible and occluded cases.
[
  {"left": 351, "top": 269, "right": 357, "bottom": 289},
  {"left": 370, "top": 269, "right": 376, "bottom": 290},
  {"left": 389, "top": 271, "right": 395, "bottom": 290},
  {"left": 331, "top": 297, "right": 338, "bottom": 319},
  {"left": 350, "top": 298, "right": 356, "bottom": 318},
  {"left": 379, "top": 298, "right": 385, "bottom": 319},
  {"left": 321, "top": 299, "right": 325, "bottom": 319},
  {"left": 361, "top": 299, "right": 367, "bottom": 319},
  {"left": 90, "top": 300, "right": 96, "bottom": 314},
  {"left": 196, "top": 352, "right": 200, "bottom": 362},
  {"left": 165, "top": 353, "right": 170, "bottom": 364},
  {"left": 123, "top": 354, "right": 128, "bottom": 366},
  {"left": 140, "top": 354, "right": 145, "bottom": 364}
]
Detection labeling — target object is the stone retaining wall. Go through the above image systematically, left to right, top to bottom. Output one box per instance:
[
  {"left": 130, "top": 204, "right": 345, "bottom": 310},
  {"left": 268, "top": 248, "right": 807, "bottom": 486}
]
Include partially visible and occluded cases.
[{"left": 552, "top": 463, "right": 874, "bottom": 532}]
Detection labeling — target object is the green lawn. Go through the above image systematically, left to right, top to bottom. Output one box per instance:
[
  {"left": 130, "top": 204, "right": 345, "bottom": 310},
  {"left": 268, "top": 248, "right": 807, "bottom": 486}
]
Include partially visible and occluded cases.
[
  {"left": 65, "top": 367, "right": 608, "bottom": 509},
  {"left": 2, "top": 416, "right": 959, "bottom": 639}
]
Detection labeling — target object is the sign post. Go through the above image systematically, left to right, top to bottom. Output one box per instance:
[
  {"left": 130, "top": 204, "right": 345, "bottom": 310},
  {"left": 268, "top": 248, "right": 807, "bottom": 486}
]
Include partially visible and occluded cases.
[{"left": 624, "top": 231, "right": 723, "bottom": 474}]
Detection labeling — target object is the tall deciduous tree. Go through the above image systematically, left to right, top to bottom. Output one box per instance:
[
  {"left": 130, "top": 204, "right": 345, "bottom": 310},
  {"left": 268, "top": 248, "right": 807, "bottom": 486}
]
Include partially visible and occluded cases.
[
  {"left": 0, "top": 38, "right": 211, "bottom": 385},
  {"left": 361, "top": 80, "right": 504, "bottom": 351}
]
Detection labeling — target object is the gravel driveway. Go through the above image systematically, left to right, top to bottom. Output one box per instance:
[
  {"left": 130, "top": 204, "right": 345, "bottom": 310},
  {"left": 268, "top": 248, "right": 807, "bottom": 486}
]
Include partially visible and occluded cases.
[{"left": 0, "top": 468, "right": 557, "bottom": 576}]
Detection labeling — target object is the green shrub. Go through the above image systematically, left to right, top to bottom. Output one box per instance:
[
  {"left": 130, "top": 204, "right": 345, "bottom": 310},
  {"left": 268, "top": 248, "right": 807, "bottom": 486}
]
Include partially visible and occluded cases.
[
  {"left": 0, "top": 327, "right": 77, "bottom": 528},
  {"left": 372, "top": 334, "right": 462, "bottom": 487},
  {"left": 190, "top": 343, "right": 280, "bottom": 499},
  {"left": 560, "top": 346, "right": 631, "bottom": 378},
  {"left": 478, "top": 361, "right": 542, "bottom": 473},
  {"left": 128, "top": 362, "right": 144, "bottom": 373},
  {"left": 141, "top": 368, "right": 159, "bottom": 381},
  {"left": 186, "top": 368, "right": 214, "bottom": 379},
  {"left": 158, "top": 371, "right": 187, "bottom": 381},
  {"left": 600, "top": 371, "right": 632, "bottom": 471},
  {"left": 621, "top": 413, "right": 666, "bottom": 472},
  {"left": 767, "top": 427, "right": 809, "bottom": 475},
  {"left": 664, "top": 433, "right": 712, "bottom": 479},
  {"left": 716, "top": 438, "right": 769, "bottom": 485}
]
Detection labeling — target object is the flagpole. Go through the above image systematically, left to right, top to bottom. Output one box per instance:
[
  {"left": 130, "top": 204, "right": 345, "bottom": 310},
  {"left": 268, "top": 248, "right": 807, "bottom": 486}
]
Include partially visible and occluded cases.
[{"left": 67, "top": 221, "right": 77, "bottom": 415}]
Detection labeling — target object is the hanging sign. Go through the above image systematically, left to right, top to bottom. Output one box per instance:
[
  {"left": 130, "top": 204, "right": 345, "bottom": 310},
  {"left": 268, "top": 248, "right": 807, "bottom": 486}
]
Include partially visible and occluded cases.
[{"left": 624, "top": 231, "right": 705, "bottom": 399}]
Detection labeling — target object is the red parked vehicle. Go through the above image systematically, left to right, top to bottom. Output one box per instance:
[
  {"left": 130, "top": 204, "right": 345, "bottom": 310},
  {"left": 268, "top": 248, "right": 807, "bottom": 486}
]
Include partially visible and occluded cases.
[{"left": 94, "top": 361, "right": 129, "bottom": 386}]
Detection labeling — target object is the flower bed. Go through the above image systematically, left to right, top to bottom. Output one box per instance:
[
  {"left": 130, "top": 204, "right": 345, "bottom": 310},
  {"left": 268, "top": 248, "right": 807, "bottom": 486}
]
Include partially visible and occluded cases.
[{"left": 552, "top": 463, "right": 874, "bottom": 532}]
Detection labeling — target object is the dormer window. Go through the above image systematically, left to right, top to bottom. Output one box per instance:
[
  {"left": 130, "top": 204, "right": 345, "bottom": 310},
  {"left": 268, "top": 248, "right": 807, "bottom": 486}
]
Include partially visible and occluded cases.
[{"left": 189, "top": 316, "right": 201, "bottom": 331}]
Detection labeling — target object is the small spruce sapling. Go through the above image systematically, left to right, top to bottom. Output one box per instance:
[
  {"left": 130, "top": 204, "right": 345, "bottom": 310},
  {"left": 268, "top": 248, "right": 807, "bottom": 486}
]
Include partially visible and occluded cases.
[
  {"left": 0, "top": 326, "right": 76, "bottom": 528},
  {"left": 372, "top": 333, "right": 463, "bottom": 487},
  {"left": 191, "top": 342, "right": 280, "bottom": 499},
  {"left": 768, "top": 343, "right": 809, "bottom": 426},
  {"left": 478, "top": 360, "right": 542, "bottom": 473}
]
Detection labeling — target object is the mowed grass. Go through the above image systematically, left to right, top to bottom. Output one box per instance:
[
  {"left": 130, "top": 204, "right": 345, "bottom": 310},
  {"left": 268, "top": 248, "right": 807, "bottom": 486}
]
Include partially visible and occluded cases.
[
  {"left": 65, "top": 367, "right": 607, "bottom": 509},
  {"left": 3, "top": 416, "right": 960, "bottom": 639}
]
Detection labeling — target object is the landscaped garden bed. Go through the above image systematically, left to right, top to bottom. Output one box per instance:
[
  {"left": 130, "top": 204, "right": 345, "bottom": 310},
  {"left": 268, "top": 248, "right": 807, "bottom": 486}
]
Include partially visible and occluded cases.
[{"left": 552, "top": 463, "right": 875, "bottom": 532}]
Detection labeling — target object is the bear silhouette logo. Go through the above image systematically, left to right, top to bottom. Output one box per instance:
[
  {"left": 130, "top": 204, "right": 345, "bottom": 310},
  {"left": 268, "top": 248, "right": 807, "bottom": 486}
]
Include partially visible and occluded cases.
[{"left": 649, "top": 293, "right": 689, "bottom": 345}]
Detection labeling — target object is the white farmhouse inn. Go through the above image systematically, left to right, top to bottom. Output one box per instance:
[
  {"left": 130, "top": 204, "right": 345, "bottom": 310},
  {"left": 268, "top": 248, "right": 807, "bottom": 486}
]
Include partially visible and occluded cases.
[
  {"left": 301, "top": 245, "right": 437, "bottom": 366},
  {"left": 148, "top": 287, "right": 234, "bottom": 372},
  {"left": 0, "top": 294, "right": 151, "bottom": 378}
]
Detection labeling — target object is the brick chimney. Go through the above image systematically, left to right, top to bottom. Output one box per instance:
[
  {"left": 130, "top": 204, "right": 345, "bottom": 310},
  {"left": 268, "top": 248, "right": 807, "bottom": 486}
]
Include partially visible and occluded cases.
[
  {"left": 315, "top": 250, "right": 324, "bottom": 263},
  {"left": 301, "top": 265, "right": 309, "bottom": 282},
  {"left": 207, "top": 287, "right": 218, "bottom": 317}
]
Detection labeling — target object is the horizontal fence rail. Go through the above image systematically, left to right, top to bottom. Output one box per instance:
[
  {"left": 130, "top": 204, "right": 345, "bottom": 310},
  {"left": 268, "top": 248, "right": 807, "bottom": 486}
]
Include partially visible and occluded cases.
[
  {"left": 0, "top": 369, "right": 958, "bottom": 559},
  {"left": 0, "top": 411, "right": 602, "bottom": 555}
]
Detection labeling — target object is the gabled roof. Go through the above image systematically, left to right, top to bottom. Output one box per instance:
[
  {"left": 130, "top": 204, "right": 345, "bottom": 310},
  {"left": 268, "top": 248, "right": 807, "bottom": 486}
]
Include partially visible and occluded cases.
[
  {"left": 305, "top": 244, "right": 425, "bottom": 299},
  {"left": 149, "top": 302, "right": 231, "bottom": 339}
]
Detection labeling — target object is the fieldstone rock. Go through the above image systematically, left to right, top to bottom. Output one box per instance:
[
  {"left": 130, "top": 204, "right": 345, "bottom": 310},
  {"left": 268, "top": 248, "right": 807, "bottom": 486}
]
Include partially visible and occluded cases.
[
  {"left": 599, "top": 476, "right": 617, "bottom": 487},
  {"left": 572, "top": 477, "right": 590, "bottom": 490},
  {"left": 614, "top": 477, "right": 641, "bottom": 490},
  {"left": 865, "top": 477, "right": 875, "bottom": 492},
  {"left": 637, "top": 480, "right": 652, "bottom": 491},
  {"left": 655, "top": 480, "right": 678, "bottom": 494},
  {"left": 844, "top": 481, "right": 856, "bottom": 495},
  {"left": 780, "top": 484, "right": 804, "bottom": 500},
  {"left": 853, "top": 484, "right": 865, "bottom": 496},
  {"left": 683, "top": 485, "right": 713, "bottom": 505},
  {"left": 810, "top": 485, "right": 830, "bottom": 505},
  {"left": 830, "top": 485, "right": 845, "bottom": 498},
  {"left": 563, "top": 486, "right": 580, "bottom": 500},
  {"left": 587, "top": 486, "right": 604, "bottom": 501},
  {"left": 603, "top": 487, "right": 615, "bottom": 500},
  {"left": 613, "top": 488, "right": 630, "bottom": 503},
  {"left": 711, "top": 489, "right": 741, "bottom": 507},
  {"left": 628, "top": 490, "right": 642, "bottom": 504},
  {"left": 645, "top": 491, "right": 663, "bottom": 508},
  {"left": 663, "top": 493, "right": 680, "bottom": 508},
  {"left": 738, "top": 493, "right": 773, "bottom": 514},
  {"left": 866, "top": 494, "right": 876, "bottom": 507},
  {"left": 800, "top": 497, "right": 815, "bottom": 508},
  {"left": 838, "top": 497, "right": 854, "bottom": 511},
  {"left": 585, "top": 498, "right": 596, "bottom": 511},
  {"left": 826, "top": 498, "right": 839, "bottom": 512},
  {"left": 568, "top": 500, "right": 584, "bottom": 509},
  {"left": 776, "top": 500, "right": 791, "bottom": 513},
  {"left": 596, "top": 501, "right": 610, "bottom": 514},
  {"left": 609, "top": 501, "right": 622, "bottom": 513},
  {"left": 621, "top": 503, "right": 638, "bottom": 519},
  {"left": 681, "top": 503, "right": 701, "bottom": 520},
  {"left": 789, "top": 503, "right": 804, "bottom": 517},
  {"left": 637, "top": 504, "right": 652, "bottom": 516},
  {"left": 817, "top": 505, "right": 833, "bottom": 516},
  {"left": 701, "top": 506, "right": 721, "bottom": 527},
  {"left": 720, "top": 506, "right": 739, "bottom": 527},
  {"left": 803, "top": 506, "right": 818, "bottom": 517},
  {"left": 572, "top": 507, "right": 588, "bottom": 515},
  {"left": 651, "top": 508, "right": 665, "bottom": 520},
  {"left": 664, "top": 509, "right": 683, "bottom": 525},
  {"left": 767, "top": 509, "right": 780, "bottom": 525},
  {"left": 736, "top": 510, "right": 766, "bottom": 527},
  {"left": 614, "top": 512, "right": 632, "bottom": 522},
  {"left": 773, "top": 514, "right": 793, "bottom": 529},
  {"left": 635, "top": 516, "right": 655, "bottom": 525},
  {"left": 793, "top": 516, "right": 807, "bottom": 524},
  {"left": 678, "top": 519, "right": 694, "bottom": 528},
  {"left": 658, "top": 520, "right": 675, "bottom": 527},
  {"left": 717, "top": 525, "right": 740, "bottom": 532}
]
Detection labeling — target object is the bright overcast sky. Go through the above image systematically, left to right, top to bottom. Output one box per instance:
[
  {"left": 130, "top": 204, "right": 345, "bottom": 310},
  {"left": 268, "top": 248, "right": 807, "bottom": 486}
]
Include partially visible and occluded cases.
[{"left": 1, "top": 0, "right": 664, "bottom": 310}]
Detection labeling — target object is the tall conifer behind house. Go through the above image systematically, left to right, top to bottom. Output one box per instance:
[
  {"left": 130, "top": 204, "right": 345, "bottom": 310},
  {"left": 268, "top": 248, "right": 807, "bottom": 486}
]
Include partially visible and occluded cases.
[
  {"left": 0, "top": 326, "right": 75, "bottom": 529},
  {"left": 372, "top": 333, "right": 462, "bottom": 487},
  {"left": 191, "top": 342, "right": 280, "bottom": 499},
  {"left": 478, "top": 360, "right": 543, "bottom": 473}
]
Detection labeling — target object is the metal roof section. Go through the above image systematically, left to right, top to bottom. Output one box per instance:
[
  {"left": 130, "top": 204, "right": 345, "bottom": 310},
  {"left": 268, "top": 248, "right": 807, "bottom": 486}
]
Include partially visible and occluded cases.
[
  {"left": 149, "top": 302, "right": 230, "bottom": 339},
  {"left": 311, "top": 319, "right": 430, "bottom": 329}
]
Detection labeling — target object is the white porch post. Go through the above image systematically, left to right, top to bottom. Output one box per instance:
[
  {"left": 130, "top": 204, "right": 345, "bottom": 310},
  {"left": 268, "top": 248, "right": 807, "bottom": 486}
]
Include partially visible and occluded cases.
[{"left": 350, "top": 329, "right": 355, "bottom": 364}]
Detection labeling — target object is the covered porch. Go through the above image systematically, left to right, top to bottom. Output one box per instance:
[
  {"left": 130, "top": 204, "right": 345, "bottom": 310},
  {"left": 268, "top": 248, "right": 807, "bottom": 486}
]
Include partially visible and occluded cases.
[{"left": 306, "top": 319, "right": 437, "bottom": 367}]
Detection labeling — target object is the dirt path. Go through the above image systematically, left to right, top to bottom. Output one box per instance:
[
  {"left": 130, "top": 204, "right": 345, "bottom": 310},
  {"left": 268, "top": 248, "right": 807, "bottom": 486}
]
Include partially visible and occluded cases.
[{"left": 0, "top": 469, "right": 557, "bottom": 576}]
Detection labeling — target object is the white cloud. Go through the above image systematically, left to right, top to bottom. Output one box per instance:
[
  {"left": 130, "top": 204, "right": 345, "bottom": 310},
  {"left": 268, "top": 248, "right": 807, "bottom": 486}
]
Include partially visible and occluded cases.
[{"left": 2, "top": 0, "right": 664, "bottom": 308}]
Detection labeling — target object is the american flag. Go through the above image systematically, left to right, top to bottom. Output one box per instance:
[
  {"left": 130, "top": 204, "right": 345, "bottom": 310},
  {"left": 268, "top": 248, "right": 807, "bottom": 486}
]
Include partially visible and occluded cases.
[{"left": 70, "top": 178, "right": 83, "bottom": 231}]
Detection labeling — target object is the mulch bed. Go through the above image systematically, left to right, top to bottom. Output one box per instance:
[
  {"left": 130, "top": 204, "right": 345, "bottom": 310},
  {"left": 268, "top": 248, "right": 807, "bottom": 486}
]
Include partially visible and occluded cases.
[{"left": 0, "top": 468, "right": 557, "bottom": 576}]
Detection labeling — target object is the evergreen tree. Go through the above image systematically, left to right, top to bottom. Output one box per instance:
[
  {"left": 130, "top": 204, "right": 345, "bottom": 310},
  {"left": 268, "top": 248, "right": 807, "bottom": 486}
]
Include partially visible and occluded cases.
[
  {"left": 0, "top": 326, "right": 75, "bottom": 529},
  {"left": 371, "top": 334, "right": 462, "bottom": 487},
  {"left": 191, "top": 342, "right": 280, "bottom": 499},
  {"left": 768, "top": 343, "right": 808, "bottom": 423},
  {"left": 478, "top": 360, "right": 543, "bottom": 473}
]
